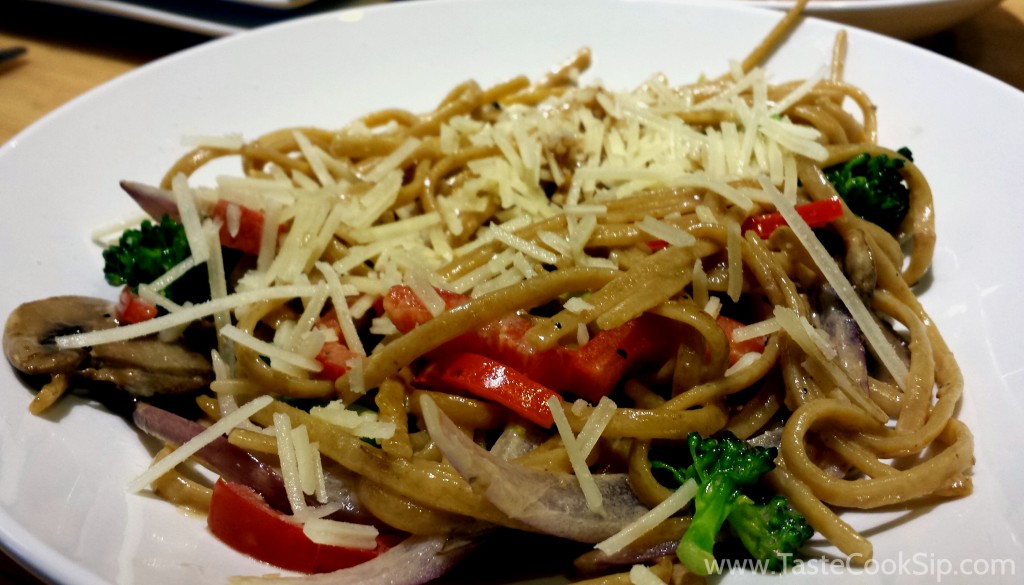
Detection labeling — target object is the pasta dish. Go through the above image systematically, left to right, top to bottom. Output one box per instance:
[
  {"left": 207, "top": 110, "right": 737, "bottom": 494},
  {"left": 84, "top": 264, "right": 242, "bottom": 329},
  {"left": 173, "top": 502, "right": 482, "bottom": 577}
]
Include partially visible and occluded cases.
[{"left": 2, "top": 2, "right": 974, "bottom": 583}]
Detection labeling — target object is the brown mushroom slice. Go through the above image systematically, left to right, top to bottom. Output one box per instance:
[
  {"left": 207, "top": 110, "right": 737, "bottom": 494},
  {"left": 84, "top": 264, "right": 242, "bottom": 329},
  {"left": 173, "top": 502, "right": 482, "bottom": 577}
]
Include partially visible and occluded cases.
[
  {"left": 843, "top": 228, "right": 877, "bottom": 300},
  {"left": 4, "top": 295, "right": 214, "bottom": 401},
  {"left": 4, "top": 296, "right": 115, "bottom": 376},
  {"left": 83, "top": 337, "right": 213, "bottom": 396}
]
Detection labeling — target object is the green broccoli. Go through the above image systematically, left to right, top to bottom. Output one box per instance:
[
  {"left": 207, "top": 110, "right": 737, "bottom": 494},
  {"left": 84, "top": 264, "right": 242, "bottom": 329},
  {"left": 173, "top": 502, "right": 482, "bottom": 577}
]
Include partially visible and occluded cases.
[
  {"left": 824, "top": 147, "right": 913, "bottom": 233},
  {"left": 102, "top": 215, "right": 206, "bottom": 304},
  {"left": 651, "top": 432, "right": 813, "bottom": 576},
  {"left": 727, "top": 494, "right": 814, "bottom": 572}
]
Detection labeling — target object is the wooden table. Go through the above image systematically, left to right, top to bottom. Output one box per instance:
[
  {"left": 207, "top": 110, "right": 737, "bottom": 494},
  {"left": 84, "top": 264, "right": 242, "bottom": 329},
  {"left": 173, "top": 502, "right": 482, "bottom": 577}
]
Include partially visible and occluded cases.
[{"left": 1, "top": 0, "right": 1022, "bottom": 583}]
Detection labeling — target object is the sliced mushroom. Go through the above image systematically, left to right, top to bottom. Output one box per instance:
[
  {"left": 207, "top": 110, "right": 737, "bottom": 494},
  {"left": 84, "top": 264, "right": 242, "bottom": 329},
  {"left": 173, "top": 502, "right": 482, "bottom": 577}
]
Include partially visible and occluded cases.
[
  {"left": 843, "top": 228, "right": 877, "bottom": 300},
  {"left": 4, "top": 295, "right": 214, "bottom": 402},
  {"left": 4, "top": 296, "right": 112, "bottom": 376},
  {"left": 83, "top": 336, "right": 213, "bottom": 397}
]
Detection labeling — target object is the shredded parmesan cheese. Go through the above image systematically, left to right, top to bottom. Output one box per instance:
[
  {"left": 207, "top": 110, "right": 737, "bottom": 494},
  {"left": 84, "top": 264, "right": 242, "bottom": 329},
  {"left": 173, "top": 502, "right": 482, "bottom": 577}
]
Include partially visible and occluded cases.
[
  {"left": 363, "top": 137, "right": 420, "bottom": 183},
  {"left": 171, "top": 173, "right": 210, "bottom": 264},
  {"left": 761, "top": 176, "right": 909, "bottom": 388},
  {"left": 638, "top": 215, "right": 696, "bottom": 248},
  {"left": 490, "top": 223, "right": 559, "bottom": 265},
  {"left": 147, "top": 256, "right": 199, "bottom": 294},
  {"left": 316, "top": 262, "right": 366, "bottom": 356},
  {"left": 56, "top": 284, "right": 321, "bottom": 349},
  {"left": 564, "top": 296, "right": 595, "bottom": 314},
  {"left": 703, "top": 296, "right": 722, "bottom": 318},
  {"left": 773, "top": 306, "right": 837, "bottom": 360},
  {"left": 732, "top": 317, "right": 780, "bottom": 342},
  {"left": 576, "top": 323, "right": 591, "bottom": 346},
  {"left": 220, "top": 325, "right": 322, "bottom": 373},
  {"left": 725, "top": 351, "right": 762, "bottom": 376},
  {"left": 127, "top": 395, "right": 273, "bottom": 493},
  {"left": 546, "top": 396, "right": 603, "bottom": 514},
  {"left": 576, "top": 396, "right": 617, "bottom": 457},
  {"left": 310, "top": 401, "right": 396, "bottom": 440},
  {"left": 273, "top": 412, "right": 307, "bottom": 514},
  {"left": 595, "top": 478, "right": 698, "bottom": 555},
  {"left": 302, "top": 519, "right": 379, "bottom": 550},
  {"left": 629, "top": 564, "right": 668, "bottom": 585}
]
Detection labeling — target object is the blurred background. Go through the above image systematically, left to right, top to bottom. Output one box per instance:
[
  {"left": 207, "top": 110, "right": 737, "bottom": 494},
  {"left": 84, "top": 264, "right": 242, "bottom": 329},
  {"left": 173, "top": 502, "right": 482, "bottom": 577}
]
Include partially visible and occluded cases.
[{"left": 2, "top": 0, "right": 1023, "bottom": 145}]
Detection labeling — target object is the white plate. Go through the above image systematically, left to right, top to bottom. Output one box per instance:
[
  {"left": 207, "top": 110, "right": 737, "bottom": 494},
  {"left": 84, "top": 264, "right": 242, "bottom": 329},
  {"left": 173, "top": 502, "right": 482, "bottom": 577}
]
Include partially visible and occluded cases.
[
  {"left": 750, "top": 0, "right": 1005, "bottom": 40},
  {"left": 2, "top": 1, "right": 1023, "bottom": 584}
]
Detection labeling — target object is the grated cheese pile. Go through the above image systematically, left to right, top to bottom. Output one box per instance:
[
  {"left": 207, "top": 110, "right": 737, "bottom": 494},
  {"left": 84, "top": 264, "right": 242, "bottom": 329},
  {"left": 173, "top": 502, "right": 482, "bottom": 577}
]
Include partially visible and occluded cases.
[{"left": 60, "top": 61, "right": 827, "bottom": 376}]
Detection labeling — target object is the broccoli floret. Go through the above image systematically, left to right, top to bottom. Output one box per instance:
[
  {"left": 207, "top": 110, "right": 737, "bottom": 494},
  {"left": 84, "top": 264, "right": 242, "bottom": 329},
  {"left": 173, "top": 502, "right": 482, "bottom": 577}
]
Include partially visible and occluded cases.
[
  {"left": 824, "top": 147, "right": 913, "bottom": 233},
  {"left": 102, "top": 215, "right": 205, "bottom": 304},
  {"left": 651, "top": 432, "right": 813, "bottom": 576},
  {"left": 675, "top": 432, "right": 776, "bottom": 575},
  {"left": 727, "top": 494, "right": 814, "bottom": 572}
]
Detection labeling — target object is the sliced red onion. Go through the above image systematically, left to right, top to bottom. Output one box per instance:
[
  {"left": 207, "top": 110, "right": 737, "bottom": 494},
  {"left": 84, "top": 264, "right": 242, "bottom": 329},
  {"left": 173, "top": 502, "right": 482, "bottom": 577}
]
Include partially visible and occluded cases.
[
  {"left": 120, "top": 180, "right": 180, "bottom": 221},
  {"left": 818, "top": 286, "right": 869, "bottom": 392},
  {"left": 419, "top": 395, "right": 650, "bottom": 543},
  {"left": 133, "top": 402, "right": 291, "bottom": 511},
  {"left": 134, "top": 402, "right": 376, "bottom": 522},
  {"left": 488, "top": 422, "right": 546, "bottom": 461},
  {"left": 746, "top": 422, "right": 784, "bottom": 450},
  {"left": 229, "top": 535, "right": 476, "bottom": 585},
  {"left": 575, "top": 538, "right": 679, "bottom": 572}
]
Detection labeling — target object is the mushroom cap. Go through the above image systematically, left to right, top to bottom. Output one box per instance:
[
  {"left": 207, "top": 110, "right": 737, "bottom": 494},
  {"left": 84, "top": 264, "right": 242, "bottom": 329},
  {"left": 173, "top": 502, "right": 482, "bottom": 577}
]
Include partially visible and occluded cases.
[
  {"left": 4, "top": 295, "right": 214, "bottom": 397},
  {"left": 3, "top": 296, "right": 116, "bottom": 376}
]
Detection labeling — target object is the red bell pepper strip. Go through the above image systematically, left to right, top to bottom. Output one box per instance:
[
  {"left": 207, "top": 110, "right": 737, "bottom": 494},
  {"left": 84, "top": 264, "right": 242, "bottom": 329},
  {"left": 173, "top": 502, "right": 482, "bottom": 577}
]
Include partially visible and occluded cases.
[
  {"left": 741, "top": 197, "right": 844, "bottom": 239},
  {"left": 210, "top": 200, "right": 267, "bottom": 255},
  {"left": 384, "top": 285, "right": 672, "bottom": 403},
  {"left": 115, "top": 286, "right": 158, "bottom": 324},
  {"left": 548, "top": 314, "right": 670, "bottom": 402},
  {"left": 416, "top": 352, "right": 557, "bottom": 427},
  {"left": 208, "top": 479, "right": 389, "bottom": 574}
]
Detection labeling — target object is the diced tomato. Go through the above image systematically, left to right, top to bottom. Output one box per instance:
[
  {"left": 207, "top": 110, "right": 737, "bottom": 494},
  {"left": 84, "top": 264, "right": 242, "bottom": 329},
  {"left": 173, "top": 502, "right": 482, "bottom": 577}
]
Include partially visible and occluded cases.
[
  {"left": 741, "top": 197, "right": 844, "bottom": 239},
  {"left": 210, "top": 199, "right": 266, "bottom": 255},
  {"left": 645, "top": 240, "right": 670, "bottom": 252},
  {"left": 383, "top": 284, "right": 671, "bottom": 403},
  {"left": 382, "top": 285, "right": 471, "bottom": 333},
  {"left": 115, "top": 286, "right": 158, "bottom": 324},
  {"left": 312, "top": 310, "right": 361, "bottom": 381},
  {"left": 715, "top": 314, "right": 767, "bottom": 365},
  {"left": 315, "top": 342, "right": 361, "bottom": 381},
  {"left": 416, "top": 353, "right": 557, "bottom": 427},
  {"left": 208, "top": 479, "right": 389, "bottom": 574}
]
